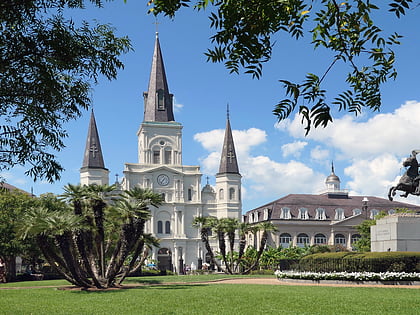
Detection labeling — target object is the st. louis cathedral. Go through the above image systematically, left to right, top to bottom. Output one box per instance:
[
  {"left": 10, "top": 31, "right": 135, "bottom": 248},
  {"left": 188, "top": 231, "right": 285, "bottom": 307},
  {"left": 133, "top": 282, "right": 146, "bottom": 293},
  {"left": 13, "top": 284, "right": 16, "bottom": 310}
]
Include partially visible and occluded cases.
[{"left": 79, "top": 34, "right": 242, "bottom": 273}]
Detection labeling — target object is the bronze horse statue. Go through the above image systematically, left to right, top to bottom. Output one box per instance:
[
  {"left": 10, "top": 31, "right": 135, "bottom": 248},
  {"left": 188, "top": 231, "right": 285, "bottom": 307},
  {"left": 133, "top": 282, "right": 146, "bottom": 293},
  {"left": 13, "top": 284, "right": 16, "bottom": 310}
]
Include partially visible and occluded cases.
[{"left": 388, "top": 150, "right": 420, "bottom": 201}]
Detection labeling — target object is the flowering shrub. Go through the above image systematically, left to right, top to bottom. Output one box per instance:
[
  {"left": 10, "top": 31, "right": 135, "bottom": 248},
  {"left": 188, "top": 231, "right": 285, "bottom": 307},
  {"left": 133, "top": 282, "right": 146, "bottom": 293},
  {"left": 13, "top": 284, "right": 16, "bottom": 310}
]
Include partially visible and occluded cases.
[{"left": 274, "top": 270, "right": 420, "bottom": 281}]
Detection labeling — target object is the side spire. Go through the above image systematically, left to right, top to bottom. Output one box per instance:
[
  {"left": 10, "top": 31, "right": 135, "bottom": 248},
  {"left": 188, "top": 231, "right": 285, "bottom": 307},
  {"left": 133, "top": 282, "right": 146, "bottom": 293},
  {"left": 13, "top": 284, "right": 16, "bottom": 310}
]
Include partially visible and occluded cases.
[
  {"left": 143, "top": 34, "right": 175, "bottom": 122},
  {"left": 218, "top": 107, "right": 240, "bottom": 175},
  {"left": 82, "top": 110, "right": 107, "bottom": 170}
]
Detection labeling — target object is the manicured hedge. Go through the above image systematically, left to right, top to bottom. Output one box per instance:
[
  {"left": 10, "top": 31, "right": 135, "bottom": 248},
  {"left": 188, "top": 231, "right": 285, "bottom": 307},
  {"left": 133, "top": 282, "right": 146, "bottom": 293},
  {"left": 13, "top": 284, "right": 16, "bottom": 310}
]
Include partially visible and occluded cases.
[{"left": 279, "top": 252, "right": 420, "bottom": 273}]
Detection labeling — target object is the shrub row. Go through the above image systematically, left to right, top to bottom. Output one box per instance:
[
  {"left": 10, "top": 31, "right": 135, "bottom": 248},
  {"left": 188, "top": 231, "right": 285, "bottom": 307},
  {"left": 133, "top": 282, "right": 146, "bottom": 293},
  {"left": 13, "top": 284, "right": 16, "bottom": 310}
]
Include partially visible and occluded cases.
[{"left": 279, "top": 252, "right": 420, "bottom": 273}]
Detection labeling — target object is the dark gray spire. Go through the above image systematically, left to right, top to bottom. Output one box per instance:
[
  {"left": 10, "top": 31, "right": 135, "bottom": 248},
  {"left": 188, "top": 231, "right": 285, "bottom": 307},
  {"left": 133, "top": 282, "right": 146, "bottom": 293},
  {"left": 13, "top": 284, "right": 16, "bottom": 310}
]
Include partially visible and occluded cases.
[
  {"left": 143, "top": 33, "right": 175, "bottom": 122},
  {"left": 81, "top": 110, "right": 107, "bottom": 170},
  {"left": 218, "top": 110, "right": 240, "bottom": 175}
]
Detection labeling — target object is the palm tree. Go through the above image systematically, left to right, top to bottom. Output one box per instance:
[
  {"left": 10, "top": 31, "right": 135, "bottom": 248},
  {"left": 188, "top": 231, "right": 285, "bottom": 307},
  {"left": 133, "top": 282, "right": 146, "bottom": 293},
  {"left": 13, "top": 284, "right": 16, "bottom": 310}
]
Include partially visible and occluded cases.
[
  {"left": 60, "top": 184, "right": 102, "bottom": 287},
  {"left": 84, "top": 184, "right": 115, "bottom": 278},
  {"left": 105, "top": 187, "right": 162, "bottom": 287},
  {"left": 18, "top": 196, "right": 91, "bottom": 287},
  {"left": 192, "top": 216, "right": 222, "bottom": 271},
  {"left": 221, "top": 218, "right": 239, "bottom": 274},
  {"left": 237, "top": 222, "right": 252, "bottom": 272},
  {"left": 244, "top": 222, "right": 278, "bottom": 274},
  {"left": 117, "top": 233, "right": 160, "bottom": 285}
]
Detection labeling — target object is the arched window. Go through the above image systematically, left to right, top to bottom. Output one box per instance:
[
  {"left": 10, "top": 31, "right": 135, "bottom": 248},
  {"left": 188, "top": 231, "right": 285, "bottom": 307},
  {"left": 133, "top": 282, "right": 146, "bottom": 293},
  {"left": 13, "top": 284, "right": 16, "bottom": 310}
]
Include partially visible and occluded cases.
[
  {"left": 157, "top": 89, "right": 165, "bottom": 110},
  {"left": 153, "top": 150, "right": 160, "bottom": 164},
  {"left": 164, "top": 150, "right": 172, "bottom": 164},
  {"left": 187, "top": 188, "right": 192, "bottom": 201},
  {"left": 219, "top": 188, "right": 224, "bottom": 200},
  {"left": 229, "top": 188, "right": 235, "bottom": 200},
  {"left": 280, "top": 207, "right": 291, "bottom": 219},
  {"left": 299, "top": 208, "right": 309, "bottom": 220},
  {"left": 315, "top": 208, "right": 326, "bottom": 220},
  {"left": 334, "top": 208, "right": 345, "bottom": 220},
  {"left": 157, "top": 221, "right": 163, "bottom": 234},
  {"left": 165, "top": 221, "right": 170, "bottom": 234},
  {"left": 279, "top": 233, "right": 292, "bottom": 248},
  {"left": 297, "top": 233, "right": 309, "bottom": 247},
  {"left": 314, "top": 233, "right": 327, "bottom": 245},
  {"left": 335, "top": 234, "right": 346, "bottom": 245}
]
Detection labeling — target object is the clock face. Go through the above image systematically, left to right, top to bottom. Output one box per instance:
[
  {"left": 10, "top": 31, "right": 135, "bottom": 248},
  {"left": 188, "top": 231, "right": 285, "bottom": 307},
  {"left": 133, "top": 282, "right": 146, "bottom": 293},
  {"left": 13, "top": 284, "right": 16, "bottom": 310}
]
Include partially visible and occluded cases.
[{"left": 157, "top": 174, "right": 170, "bottom": 186}]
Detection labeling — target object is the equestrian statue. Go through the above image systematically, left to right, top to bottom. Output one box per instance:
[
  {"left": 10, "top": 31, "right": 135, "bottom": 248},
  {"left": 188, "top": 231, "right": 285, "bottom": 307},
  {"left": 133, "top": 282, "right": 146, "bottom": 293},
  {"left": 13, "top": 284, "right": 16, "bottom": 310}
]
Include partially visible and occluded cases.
[{"left": 388, "top": 150, "right": 420, "bottom": 201}]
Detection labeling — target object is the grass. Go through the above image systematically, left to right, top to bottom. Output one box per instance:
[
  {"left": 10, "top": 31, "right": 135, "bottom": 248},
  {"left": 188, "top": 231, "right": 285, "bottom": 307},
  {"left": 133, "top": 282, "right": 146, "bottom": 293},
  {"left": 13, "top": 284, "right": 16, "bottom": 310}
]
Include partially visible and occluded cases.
[{"left": 1, "top": 276, "right": 420, "bottom": 314}]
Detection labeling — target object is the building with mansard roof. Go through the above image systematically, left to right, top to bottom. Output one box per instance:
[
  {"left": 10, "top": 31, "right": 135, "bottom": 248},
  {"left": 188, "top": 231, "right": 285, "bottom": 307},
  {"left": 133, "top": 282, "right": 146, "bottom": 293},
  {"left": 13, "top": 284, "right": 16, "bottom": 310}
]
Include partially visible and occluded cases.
[
  {"left": 79, "top": 33, "right": 242, "bottom": 273},
  {"left": 244, "top": 165, "right": 420, "bottom": 250}
]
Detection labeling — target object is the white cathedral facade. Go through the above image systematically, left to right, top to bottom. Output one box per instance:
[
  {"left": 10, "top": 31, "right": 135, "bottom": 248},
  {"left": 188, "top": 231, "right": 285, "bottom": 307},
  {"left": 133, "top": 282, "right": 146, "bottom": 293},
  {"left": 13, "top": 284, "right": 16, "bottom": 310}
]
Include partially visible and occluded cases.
[{"left": 79, "top": 34, "right": 242, "bottom": 273}]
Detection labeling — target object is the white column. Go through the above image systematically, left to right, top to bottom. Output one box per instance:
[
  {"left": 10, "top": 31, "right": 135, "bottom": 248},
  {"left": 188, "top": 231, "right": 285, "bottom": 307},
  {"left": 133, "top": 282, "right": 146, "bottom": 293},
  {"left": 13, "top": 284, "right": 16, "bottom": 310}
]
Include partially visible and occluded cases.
[
  {"left": 174, "top": 211, "right": 179, "bottom": 236},
  {"left": 181, "top": 211, "right": 185, "bottom": 236}
]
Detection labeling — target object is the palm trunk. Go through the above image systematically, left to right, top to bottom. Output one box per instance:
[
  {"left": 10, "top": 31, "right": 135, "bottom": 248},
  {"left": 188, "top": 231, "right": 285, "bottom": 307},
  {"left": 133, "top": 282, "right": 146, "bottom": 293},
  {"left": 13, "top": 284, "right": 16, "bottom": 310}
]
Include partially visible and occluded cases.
[
  {"left": 201, "top": 229, "right": 223, "bottom": 271},
  {"left": 217, "top": 231, "right": 231, "bottom": 274},
  {"left": 243, "top": 231, "right": 267, "bottom": 274},
  {"left": 56, "top": 232, "right": 93, "bottom": 288},
  {"left": 36, "top": 235, "right": 81, "bottom": 286},
  {"left": 237, "top": 235, "right": 247, "bottom": 272},
  {"left": 117, "top": 237, "right": 145, "bottom": 285}
]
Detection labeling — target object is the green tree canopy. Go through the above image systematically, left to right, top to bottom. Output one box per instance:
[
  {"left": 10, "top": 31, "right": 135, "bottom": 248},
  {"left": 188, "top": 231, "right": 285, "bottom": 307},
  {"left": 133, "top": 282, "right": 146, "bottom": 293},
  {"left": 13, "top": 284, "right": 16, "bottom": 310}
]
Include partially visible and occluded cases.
[
  {"left": 0, "top": 0, "right": 131, "bottom": 182},
  {"left": 149, "top": 0, "right": 415, "bottom": 134},
  {"left": 0, "top": 189, "right": 38, "bottom": 279}
]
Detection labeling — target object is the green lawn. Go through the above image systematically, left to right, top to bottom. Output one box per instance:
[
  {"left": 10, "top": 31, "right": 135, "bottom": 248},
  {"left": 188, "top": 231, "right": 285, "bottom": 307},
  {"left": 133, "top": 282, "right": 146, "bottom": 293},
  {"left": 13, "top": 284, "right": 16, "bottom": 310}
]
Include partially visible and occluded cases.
[{"left": 1, "top": 276, "right": 420, "bottom": 314}]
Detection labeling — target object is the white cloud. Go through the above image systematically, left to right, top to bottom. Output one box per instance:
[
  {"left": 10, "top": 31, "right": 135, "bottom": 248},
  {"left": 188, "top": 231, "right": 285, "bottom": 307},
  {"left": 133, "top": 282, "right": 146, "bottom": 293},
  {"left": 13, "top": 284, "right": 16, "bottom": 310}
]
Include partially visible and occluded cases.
[
  {"left": 173, "top": 98, "right": 184, "bottom": 112},
  {"left": 276, "top": 100, "right": 420, "bottom": 203},
  {"left": 279, "top": 100, "right": 420, "bottom": 158},
  {"left": 194, "top": 127, "right": 267, "bottom": 173},
  {"left": 195, "top": 128, "right": 325, "bottom": 207},
  {"left": 281, "top": 141, "right": 307, "bottom": 158},
  {"left": 310, "top": 146, "right": 330, "bottom": 161},
  {"left": 344, "top": 154, "right": 401, "bottom": 197}
]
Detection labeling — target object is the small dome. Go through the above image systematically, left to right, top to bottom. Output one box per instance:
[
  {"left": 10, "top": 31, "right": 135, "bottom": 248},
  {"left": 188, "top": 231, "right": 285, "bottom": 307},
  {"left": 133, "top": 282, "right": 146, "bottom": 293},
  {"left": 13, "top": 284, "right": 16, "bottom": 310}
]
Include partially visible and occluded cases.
[
  {"left": 326, "top": 172, "right": 340, "bottom": 183},
  {"left": 202, "top": 184, "right": 215, "bottom": 193}
]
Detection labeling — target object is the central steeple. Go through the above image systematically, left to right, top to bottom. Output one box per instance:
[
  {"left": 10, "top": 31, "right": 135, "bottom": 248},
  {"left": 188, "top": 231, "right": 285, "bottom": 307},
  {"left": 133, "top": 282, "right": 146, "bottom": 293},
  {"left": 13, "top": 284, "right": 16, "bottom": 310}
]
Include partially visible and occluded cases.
[{"left": 143, "top": 33, "right": 175, "bottom": 122}]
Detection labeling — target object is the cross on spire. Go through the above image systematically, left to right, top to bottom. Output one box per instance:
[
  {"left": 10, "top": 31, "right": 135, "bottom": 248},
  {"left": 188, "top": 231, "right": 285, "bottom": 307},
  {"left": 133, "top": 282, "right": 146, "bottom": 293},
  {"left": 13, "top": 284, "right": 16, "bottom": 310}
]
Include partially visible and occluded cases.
[
  {"left": 153, "top": 18, "right": 160, "bottom": 36},
  {"left": 90, "top": 143, "right": 98, "bottom": 158}
]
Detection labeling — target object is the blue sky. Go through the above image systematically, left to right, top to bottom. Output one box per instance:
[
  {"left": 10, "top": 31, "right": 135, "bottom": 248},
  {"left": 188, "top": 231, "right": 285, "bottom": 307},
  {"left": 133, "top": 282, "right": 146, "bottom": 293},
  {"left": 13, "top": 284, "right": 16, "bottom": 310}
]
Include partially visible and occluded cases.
[{"left": 4, "top": 2, "right": 420, "bottom": 212}]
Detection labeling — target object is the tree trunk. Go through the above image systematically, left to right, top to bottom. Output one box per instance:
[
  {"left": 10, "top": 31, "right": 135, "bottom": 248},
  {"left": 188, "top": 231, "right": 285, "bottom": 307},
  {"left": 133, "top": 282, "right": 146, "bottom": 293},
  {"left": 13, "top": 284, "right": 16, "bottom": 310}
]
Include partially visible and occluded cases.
[
  {"left": 201, "top": 229, "right": 223, "bottom": 272},
  {"left": 243, "top": 231, "right": 267, "bottom": 274}
]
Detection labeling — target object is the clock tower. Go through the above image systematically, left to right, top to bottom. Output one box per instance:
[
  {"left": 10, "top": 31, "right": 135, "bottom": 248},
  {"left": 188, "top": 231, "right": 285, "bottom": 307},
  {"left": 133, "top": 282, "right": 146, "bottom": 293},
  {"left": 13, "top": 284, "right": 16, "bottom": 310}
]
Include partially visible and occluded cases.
[{"left": 81, "top": 33, "right": 242, "bottom": 273}]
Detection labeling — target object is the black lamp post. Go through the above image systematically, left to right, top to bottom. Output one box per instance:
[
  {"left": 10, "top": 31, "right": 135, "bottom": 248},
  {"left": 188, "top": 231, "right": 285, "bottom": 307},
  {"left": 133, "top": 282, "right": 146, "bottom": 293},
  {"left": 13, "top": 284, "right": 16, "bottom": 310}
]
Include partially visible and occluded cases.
[{"left": 362, "top": 197, "right": 369, "bottom": 219}]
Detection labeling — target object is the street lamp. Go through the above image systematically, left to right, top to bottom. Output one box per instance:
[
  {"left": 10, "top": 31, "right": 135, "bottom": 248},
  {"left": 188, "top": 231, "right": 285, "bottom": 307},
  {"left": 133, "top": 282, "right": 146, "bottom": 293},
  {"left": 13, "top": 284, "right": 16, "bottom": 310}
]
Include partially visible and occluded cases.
[{"left": 362, "top": 197, "right": 369, "bottom": 219}]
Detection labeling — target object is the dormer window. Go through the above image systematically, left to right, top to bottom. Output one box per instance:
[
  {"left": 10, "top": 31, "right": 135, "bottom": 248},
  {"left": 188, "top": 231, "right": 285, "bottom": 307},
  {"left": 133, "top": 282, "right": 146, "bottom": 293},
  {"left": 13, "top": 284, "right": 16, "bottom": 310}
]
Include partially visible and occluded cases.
[
  {"left": 157, "top": 89, "right": 165, "bottom": 110},
  {"left": 280, "top": 207, "right": 291, "bottom": 219},
  {"left": 263, "top": 208, "right": 269, "bottom": 220},
  {"left": 298, "top": 208, "right": 309, "bottom": 220},
  {"left": 315, "top": 208, "right": 326, "bottom": 220},
  {"left": 335, "top": 208, "right": 345, "bottom": 220},
  {"left": 353, "top": 208, "right": 362, "bottom": 216},
  {"left": 370, "top": 209, "right": 379, "bottom": 219}
]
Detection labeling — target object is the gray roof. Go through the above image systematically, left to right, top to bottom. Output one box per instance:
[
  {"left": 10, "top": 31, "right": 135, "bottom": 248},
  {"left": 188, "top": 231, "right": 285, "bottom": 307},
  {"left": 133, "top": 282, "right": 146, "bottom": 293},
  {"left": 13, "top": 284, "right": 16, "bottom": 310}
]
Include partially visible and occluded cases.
[
  {"left": 143, "top": 34, "right": 175, "bottom": 122},
  {"left": 81, "top": 111, "right": 107, "bottom": 170},
  {"left": 218, "top": 117, "right": 240, "bottom": 175},
  {"left": 0, "top": 182, "right": 32, "bottom": 195},
  {"left": 245, "top": 193, "right": 420, "bottom": 222}
]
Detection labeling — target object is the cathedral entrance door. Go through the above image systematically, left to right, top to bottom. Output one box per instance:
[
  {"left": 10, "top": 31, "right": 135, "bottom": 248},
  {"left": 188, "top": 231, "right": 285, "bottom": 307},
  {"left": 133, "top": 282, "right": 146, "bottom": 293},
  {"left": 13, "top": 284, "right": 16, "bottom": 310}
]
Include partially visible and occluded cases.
[{"left": 157, "top": 248, "right": 172, "bottom": 272}]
